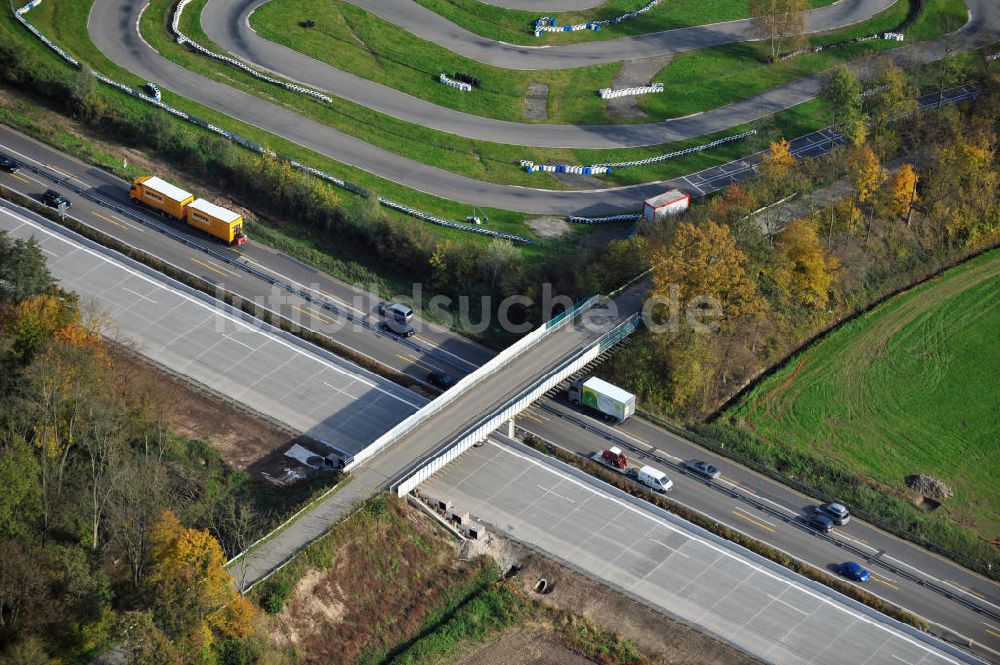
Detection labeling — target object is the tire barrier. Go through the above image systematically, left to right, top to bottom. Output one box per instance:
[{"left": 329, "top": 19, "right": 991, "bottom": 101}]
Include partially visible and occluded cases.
[
  {"left": 17, "top": 0, "right": 520, "bottom": 244},
  {"left": 171, "top": 0, "right": 333, "bottom": 103},
  {"left": 779, "top": 0, "right": 922, "bottom": 61},
  {"left": 534, "top": 1, "right": 663, "bottom": 36},
  {"left": 986, "top": 52, "right": 1000, "bottom": 62},
  {"left": 452, "top": 72, "right": 481, "bottom": 88},
  {"left": 439, "top": 73, "right": 473, "bottom": 92},
  {"left": 599, "top": 82, "right": 663, "bottom": 99},
  {"left": 860, "top": 83, "right": 891, "bottom": 98},
  {"left": 522, "top": 129, "right": 756, "bottom": 174},
  {"left": 377, "top": 198, "right": 532, "bottom": 244},
  {"left": 566, "top": 212, "right": 642, "bottom": 224}
]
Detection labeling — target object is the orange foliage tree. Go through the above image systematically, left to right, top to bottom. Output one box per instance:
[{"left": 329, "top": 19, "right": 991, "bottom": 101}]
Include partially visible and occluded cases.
[
  {"left": 885, "top": 164, "right": 918, "bottom": 219},
  {"left": 776, "top": 219, "right": 838, "bottom": 308}
]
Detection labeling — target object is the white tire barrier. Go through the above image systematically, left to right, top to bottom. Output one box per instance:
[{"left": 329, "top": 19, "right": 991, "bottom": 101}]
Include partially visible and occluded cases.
[
  {"left": 16, "top": 0, "right": 522, "bottom": 245},
  {"left": 171, "top": 0, "right": 332, "bottom": 103},
  {"left": 534, "top": 1, "right": 663, "bottom": 36},
  {"left": 987, "top": 52, "right": 1000, "bottom": 62},
  {"left": 439, "top": 73, "right": 472, "bottom": 92},
  {"left": 599, "top": 82, "right": 663, "bottom": 99},
  {"left": 860, "top": 83, "right": 891, "bottom": 98},
  {"left": 522, "top": 129, "right": 756, "bottom": 174},
  {"left": 566, "top": 212, "right": 642, "bottom": 224}
]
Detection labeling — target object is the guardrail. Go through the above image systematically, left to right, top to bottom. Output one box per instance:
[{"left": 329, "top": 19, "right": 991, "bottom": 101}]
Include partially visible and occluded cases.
[
  {"left": 347, "top": 295, "right": 600, "bottom": 469},
  {"left": 392, "top": 312, "right": 641, "bottom": 496}
]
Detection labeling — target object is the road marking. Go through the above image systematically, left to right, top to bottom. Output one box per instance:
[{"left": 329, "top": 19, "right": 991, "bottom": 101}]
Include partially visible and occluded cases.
[
  {"left": 45, "top": 163, "right": 75, "bottom": 180},
  {"left": 10, "top": 173, "right": 29, "bottom": 184},
  {"left": 92, "top": 210, "right": 127, "bottom": 229},
  {"left": 38, "top": 246, "right": 57, "bottom": 257},
  {"left": 191, "top": 257, "right": 229, "bottom": 278},
  {"left": 122, "top": 287, "right": 156, "bottom": 304},
  {"left": 293, "top": 304, "right": 333, "bottom": 325},
  {"left": 222, "top": 334, "right": 254, "bottom": 351},
  {"left": 396, "top": 353, "right": 436, "bottom": 373},
  {"left": 527, "top": 408, "right": 549, "bottom": 421},
  {"left": 520, "top": 411, "right": 544, "bottom": 424},
  {"left": 536, "top": 484, "right": 575, "bottom": 503},
  {"left": 733, "top": 506, "right": 776, "bottom": 527},
  {"left": 731, "top": 509, "right": 776, "bottom": 533},
  {"left": 650, "top": 538, "right": 689, "bottom": 558},
  {"left": 871, "top": 576, "right": 898, "bottom": 590},
  {"left": 949, "top": 580, "right": 987, "bottom": 600},
  {"left": 767, "top": 594, "right": 808, "bottom": 615},
  {"left": 986, "top": 628, "right": 1000, "bottom": 640},
  {"left": 890, "top": 656, "right": 912, "bottom": 665}
]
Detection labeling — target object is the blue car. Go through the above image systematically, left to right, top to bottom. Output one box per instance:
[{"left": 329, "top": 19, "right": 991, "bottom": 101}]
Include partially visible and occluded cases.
[{"left": 837, "top": 562, "right": 870, "bottom": 583}]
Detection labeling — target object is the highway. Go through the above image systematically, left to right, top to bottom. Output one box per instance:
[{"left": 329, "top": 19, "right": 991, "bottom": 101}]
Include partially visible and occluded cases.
[
  {"left": 85, "top": 0, "right": 999, "bottom": 214},
  {"left": 0, "top": 126, "right": 492, "bottom": 384},
  {"left": 6, "top": 132, "right": 999, "bottom": 656},
  {"left": 0, "top": 203, "right": 423, "bottom": 457},
  {"left": 514, "top": 397, "right": 1000, "bottom": 657},
  {"left": 421, "top": 437, "right": 984, "bottom": 665}
]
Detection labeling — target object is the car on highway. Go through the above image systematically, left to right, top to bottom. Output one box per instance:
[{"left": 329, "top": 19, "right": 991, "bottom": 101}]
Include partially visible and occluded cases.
[
  {"left": 0, "top": 154, "right": 21, "bottom": 173},
  {"left": 41, "top": 189, "right": 71, "bottom": 209},
  {"left": 378, "top": 302, "right": 413, "bottom": 324},
  {"left": 378, "top": 320, "right": 415, "bottom": 338},
  {"left": 426, "top": 370, "right": 455, "bottom": 390},
  {"left": 682, "top": 460, "right": 721, "bottom": 480},
  {"left": 812, "top": 502, "right": 851, "bottom": 525},
  {"left": 806, "top": 513, "right": 835, "bottom": 533},
  {"left": 836, "top": 562, "right": 870, "bottom": 582}
]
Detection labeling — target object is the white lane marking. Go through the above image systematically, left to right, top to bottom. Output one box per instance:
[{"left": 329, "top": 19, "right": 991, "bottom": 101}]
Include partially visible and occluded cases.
[
  {"left": 1, "top": 208, "right": 424, "bottom": 411},
  {"left": 39, "top": 246, "right": 57, "bottom": 257},
  {"left": 241, "top": 254, "right": 367, "bottom": 318},
  {"left": 123, "top": 287, "right": 156, "bottom": 304},
  {"left": 222, "top": 334, "right": 254, "bottom": 351},
  {"left": 412, "top": 334, "right": 480, "bottom": 371},
  {"left": 484, "top": 440, "right": 968, "bottom": 665},
  {"left": 536, "top": 484, "right": 575, "bottom": 503},
  {"left": 650, "top": 538, "right": 689, "bottom": 558},
  {"left": 766, "top": 594, "right": 809, "bottom": 615},
  {"left": 890, "top": 656, "right": 913, "bottom": 665}
]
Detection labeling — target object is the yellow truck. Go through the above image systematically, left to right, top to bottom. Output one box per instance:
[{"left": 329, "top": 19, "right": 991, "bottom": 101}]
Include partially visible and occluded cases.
[
  {"left": 129, "top": 175, "right": 247, "bottom": 246},
  {"left": 129, "top": 175, "right": 193, "bottom": 220},
  {"left": 185, "top": 198, "right": 247, "bottom": 246}
]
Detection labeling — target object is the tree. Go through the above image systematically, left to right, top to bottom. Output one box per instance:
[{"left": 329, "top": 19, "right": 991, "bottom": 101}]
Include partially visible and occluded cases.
[
  {"left": 750, "top": 0, "right": 809, "bottom": 62},
  {"left": 869, "top": 60, "right": 917, "bottom": 129},
  {"left": 818, "top": 65, "right": 862, "bottom": 130},
  {"left": 759, "top": 138, "right": 796, "bottom": 182},
  {"left": 849, "top": 146, "right": 885, "bottom": 206},
  {"left": 885, "top": 164, "right": 918, "bottom": 220},
  {"left": 775, "top": 219, "right": 836, "bottom": 308},
  {"left": 650, "top": 221, "right": 764, "bottom": 326},
  {"left": 0, "top": 234, "right": 54, "bottom": 306},
  {"left": 478, "top": 238, "right": 519, "bottom": 291},
  {"left": 1, "top": 293, "right": 77, "bottom": 361},
  {"left": 0, "top": 439, "right": 40, "bottom": 539},
  {"left": 107, "top": 458, "right": 169, "bottom": 589},
  {"left": 147, "top": 512, "right": 256, "bottom": 651},
  {"left": 0, "top": 541, "right": 53, "bottom": 643},
  {"left": 116, "top": 611, "right": 182, "bottom": 665}
]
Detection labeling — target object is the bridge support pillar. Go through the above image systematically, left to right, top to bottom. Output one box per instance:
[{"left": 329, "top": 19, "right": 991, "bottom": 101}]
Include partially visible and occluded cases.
[{"left": 507, "top": 418, "right": 515, "bottom": 438}]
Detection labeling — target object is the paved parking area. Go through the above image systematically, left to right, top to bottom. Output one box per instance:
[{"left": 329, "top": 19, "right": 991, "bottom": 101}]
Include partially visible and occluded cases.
[
  {"left": 0, "top": 207, "right": 423, "bottom": 456},
  {"left": 421, "top": 440, "right": 976, "bottom": 665}
]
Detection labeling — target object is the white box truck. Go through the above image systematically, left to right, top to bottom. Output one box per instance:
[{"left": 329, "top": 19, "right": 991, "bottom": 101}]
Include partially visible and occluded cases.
[
  {"left": 642, "top": 189, "right": 689, "bottom": 222},
  {"left": 568, "top": 377, "right": 636, "bottom": 424},
  {"left": 637, "top": 465, "right": 672, "bottom": 493}
]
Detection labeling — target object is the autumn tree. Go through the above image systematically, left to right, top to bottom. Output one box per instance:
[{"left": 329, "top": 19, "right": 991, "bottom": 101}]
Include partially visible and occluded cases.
[
  {"left": 750, "top": 0, "right": 809, "bottom": 62},
  {"left": 869, "top": 60, "right": 917, "bottom": 131},
  {"left": 818, "top": 66, "right": 863, "bottom": 136},
  {"left": 849, "top": 145, "right": 885, "bottom": 206},
  {"left": 884, "top": 164, "right": 918, "bottom": 220},
  {"left": 775, "top": 219, "right": 837, "bottom": 308},
  {"left": 650, "top": 221, "right": 764, "bottom": 328},
  {"left": 147, "top": 512, "right": 256, "bottom": 653}
]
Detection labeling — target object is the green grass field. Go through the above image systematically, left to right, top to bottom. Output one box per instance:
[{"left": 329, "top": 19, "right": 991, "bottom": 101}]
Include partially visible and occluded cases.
[
  {"left": 414, "top": 0, "right": 835, "bottom": 46},
  {"left": 724, "top": 250, "right": 1000, "bottom": 540}
]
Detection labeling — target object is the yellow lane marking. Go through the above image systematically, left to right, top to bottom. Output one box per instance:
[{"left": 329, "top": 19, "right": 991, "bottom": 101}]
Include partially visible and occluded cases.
[
  {"left": 46, "top": 163, "right": 73, "bottom": 178},
  {"left": 10, "top": 173, "right": 29, "bottom": 184},
  {"left": 91, "top": 211, "right": 126, "bottom": 229},
  {"left": 191, "top": 257, "right": 229, "bottom": 278},
  {"left": 293, "top": 304, "right": 333, "bottom": 325},
  {"left": 396, "top": 353, "right": 436, "bottom": 372},
  {"left": 521, "top": 412, "right": 544, "bottom": 424},
  {"left": 731, "top": 510, "right": 775, "bottom": 533},
  {"left": 871, "top": 576, "right": 898, "bottom": 590},
  {"left": 948, "top": 580, "right": 986, "bottom": 600},
  {"left": 987, "top": 628, "right": 1000, "bottom": 640}
]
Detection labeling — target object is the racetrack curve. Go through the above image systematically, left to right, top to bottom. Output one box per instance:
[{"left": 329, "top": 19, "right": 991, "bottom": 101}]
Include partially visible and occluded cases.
[{"left": 87, "top": 0, "right": 996, "bottom": 214}]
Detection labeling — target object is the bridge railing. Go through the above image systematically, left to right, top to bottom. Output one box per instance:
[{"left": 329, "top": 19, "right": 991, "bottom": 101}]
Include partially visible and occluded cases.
[
  {"left": 348, "top": 295, "right": 600, "bottom": 469},
  {"left": 392, "top": 312, "right": 641, "bottom": 496}
]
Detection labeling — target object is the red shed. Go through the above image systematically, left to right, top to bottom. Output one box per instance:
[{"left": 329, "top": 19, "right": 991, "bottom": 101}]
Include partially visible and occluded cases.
[{"left": 643, "top": 189, "right": 690, "bottom": 222}]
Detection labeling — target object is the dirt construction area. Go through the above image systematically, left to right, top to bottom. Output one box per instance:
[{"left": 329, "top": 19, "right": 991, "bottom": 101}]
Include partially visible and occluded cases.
[{"left": 457, "top": 630, "right": 595, "bottom": 665}]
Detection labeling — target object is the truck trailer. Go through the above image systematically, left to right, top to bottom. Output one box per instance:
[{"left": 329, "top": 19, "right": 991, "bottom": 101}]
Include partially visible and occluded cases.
[
  {"left": 129, "top": 175, "right": 248, "bottom": 246},
  {"left": 568, "top": 377, "right": 636, "bottom": 423}
]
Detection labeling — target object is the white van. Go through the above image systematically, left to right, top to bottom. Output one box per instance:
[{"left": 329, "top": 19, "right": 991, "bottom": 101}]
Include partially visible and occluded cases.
[
  {"left": 379, "top": 302, "right": 413, "bottom": 324},
  {"left": 637, "top": 465, "right": 673, "bottom": 493}
]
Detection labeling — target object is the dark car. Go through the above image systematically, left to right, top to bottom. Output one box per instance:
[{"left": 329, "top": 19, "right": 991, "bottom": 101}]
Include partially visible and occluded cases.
[
  {"left": 0, "top": 154, "right": 20, "bottom": 173},
  {"left": 41, "top": 189, "right": 71, "bottom": 209},
  {"left": 426, "top": 371, "right": 455, "bottom": 390},
  {"left": 683, "top": 460, "right": 721, "bottom": 480},
  {"left": 814, "top": 502, "right": 851, "bottom": 525},
  {"left": 807, "top": 513, "right": 835, "bottom": 533},
  {"left": 836, "top": 562, "right": 870, "bottom": 583}
]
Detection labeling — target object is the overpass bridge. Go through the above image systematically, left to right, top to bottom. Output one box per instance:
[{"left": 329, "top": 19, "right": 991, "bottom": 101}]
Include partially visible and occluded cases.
[{"left": 233, "top": 289, "right": 646, "bottom": 588}]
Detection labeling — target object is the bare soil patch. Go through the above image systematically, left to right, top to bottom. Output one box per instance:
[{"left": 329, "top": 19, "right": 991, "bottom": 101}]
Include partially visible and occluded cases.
[
  {"left": 606, "top": 55, "right": 672, "bottom": 121},
  {"left": 525, "top": 83, "right": 549, "bottom": 120},
  {"left": 526, "top": 216, "right": 573, "bottom": 239},
  {"left": 457, "top": 629, "right": 596, "bottom": 665}
]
